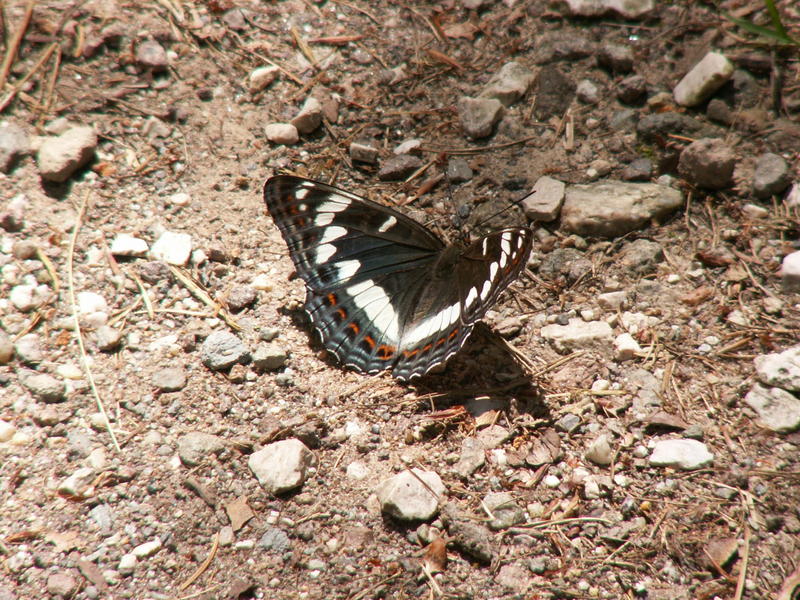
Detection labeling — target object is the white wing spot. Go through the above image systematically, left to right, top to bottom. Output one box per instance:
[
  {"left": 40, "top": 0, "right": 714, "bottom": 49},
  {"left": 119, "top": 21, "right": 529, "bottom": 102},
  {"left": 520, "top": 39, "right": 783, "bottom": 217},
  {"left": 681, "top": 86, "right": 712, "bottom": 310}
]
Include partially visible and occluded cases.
[
  {"left": 295, "top": 188, "right": 309, "bottom": 200},
  {"left": 314, "top": 200, "right": 349, "bottom": 227},
  {"left": 378, "top": 216, "right": 397, "bottom": 233},
  {"left": 320, "top": 225, "right": 347, "bottom": 245},
  {"left": 500, "top": 231, "right": 512, "bottom": 256},
  {"left": 516, "top": 235, "right": 524, "bottom": 248},
  {"left": 481, "top": 237, "right": 489, "bottom": 254},
  {"left": 316, "top": 243, "right": 336, "bottom": 263},
  {"left": 499, "top": 251, "right": 508, "bottom": 269},
  {"left": 335, "top": 259, "right": 360, "bottom": 281},
  {"left": 489, "top": 261, "right": 499, "bottom": 282},
  {"left": 480, "top": 279, "right": 492, "bottom": 300},
  {"left": 347, "top": 280, "right": 400, "bottom": 341},
  {"left": 465, "top": 287, "right": 478, "bottom": 307},
  {"left": 402, "top": 302, "right": 460, "bottom": 346}
]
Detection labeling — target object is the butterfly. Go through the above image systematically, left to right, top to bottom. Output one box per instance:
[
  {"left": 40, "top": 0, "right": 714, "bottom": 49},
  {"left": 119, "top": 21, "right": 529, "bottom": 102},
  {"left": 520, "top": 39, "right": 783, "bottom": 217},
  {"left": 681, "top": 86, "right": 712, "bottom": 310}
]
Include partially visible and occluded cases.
[{"left": 263, "top": 174, "right": 533, "bottom": 381}]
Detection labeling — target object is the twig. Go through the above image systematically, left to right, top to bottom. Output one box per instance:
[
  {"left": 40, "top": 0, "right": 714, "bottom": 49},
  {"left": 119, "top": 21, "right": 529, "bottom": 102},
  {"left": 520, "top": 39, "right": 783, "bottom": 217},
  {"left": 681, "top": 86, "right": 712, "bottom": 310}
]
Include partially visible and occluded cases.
[
  {"left": 0, "top": 0, "right": 33, "bottom": 91},
  {"left": 0, "top": 41, "right": 58, "bottom": 112},
  {"left": 419, "top": 134, "right": 543, "bottom": 155},
  {"left": 67, "top": 192, "right": 121, "bottom": 453},
  {"left": 168, "top": 265, "right": 241, "bottom": 331},
  {"left": 733, "top": 525, "right": 749, "bottom": 600},
  {"left": 178, "top": 532, "right": 220, "bottom": 592}
]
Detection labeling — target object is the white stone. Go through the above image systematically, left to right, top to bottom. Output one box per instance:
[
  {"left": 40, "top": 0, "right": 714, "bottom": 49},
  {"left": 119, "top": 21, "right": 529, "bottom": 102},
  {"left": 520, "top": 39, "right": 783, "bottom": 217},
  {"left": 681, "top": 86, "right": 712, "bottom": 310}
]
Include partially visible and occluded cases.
[
  {"left": 673, "top": 52, "right": 734, "bottom": 107},
  {"left": 248, "top": 65, "right": 280, "bottom": 93},
  {"left": 291, "top": 97, "right": 323, "bottom": 134},
  {"left": 264, "top": 123, "right": 299, "bottom": 145},
  {"left": 37, "top": 126, "right": 97, "bottom": 182},
  {"left": 393, "top": 139, "right": 421, "bottom": 155},
  {"left": 785, "top": 182, "right": 800, "bottom": 208},
  {"left": 169, "top": 192, "right": 191, "bottom": 206},
  {"left": 741, "top": 203, "right": 769, "bottom": 219},
  {"left": 150, "top": 231, "right": 192, "bottom": 266},
  {"left": 110, "top": 233, "right": 148, "bottom": 257},
  {"left": 780, "top": 251, "right": 800, "bottom": 292},
  {"left": 251, "top": 273, "right": 272, "bottom": 290},
  {"left": 9, "top": 284, "right": 40, "bottom": 311},
  {"left": 77, "top": 291, "right": 108, "bottom": 315},
  {"left": 597, "top": 291, "right": 627, "bottom": 311},
  {"left": 540, "top": 318, "right": 614, "bottom": 353},
  {"left": 615, "top": 333, "right": 642, "bottom": 361},
  {"left": 755, "top": 345, "right": 800, "bottom": 391},
  {"left": 744, "top": 383, "right": 800, "bottom": 433},
  {"left": 0, "top": 419, "right": 16, "bottom": 442},
  {"left": 585, "top": 433, "right": 613, "bottom": 466},
  {"left": 248, "top": 438, "right": 315, "bottom": 494},
  {"left": 649, "top": 439, "right": 713, "bottom": 470},
  {"left": 346, "top": 461, "right": 369, "bottom": 480},
  {"left": 58, "top": 467, "right": 96, "bottom": 497},
  {"left": 376, "top": 468, "right": 446, "bottom": 521},
  {"left": 543, "top": 475, "right": 561, "bottom": 488},
  {"left": 132, "top": 539, "right": 162, "bottom": 558},
  {"left": 118, "top": 553, "right": 137, "bottom": 576}
]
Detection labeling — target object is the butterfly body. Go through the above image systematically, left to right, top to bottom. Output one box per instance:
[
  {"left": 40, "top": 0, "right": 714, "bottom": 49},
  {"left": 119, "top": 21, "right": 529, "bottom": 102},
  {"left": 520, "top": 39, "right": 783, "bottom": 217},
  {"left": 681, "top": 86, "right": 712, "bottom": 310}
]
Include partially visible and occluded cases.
[{"left": 264, "top": 175, "right": 532, "bottom": 381}]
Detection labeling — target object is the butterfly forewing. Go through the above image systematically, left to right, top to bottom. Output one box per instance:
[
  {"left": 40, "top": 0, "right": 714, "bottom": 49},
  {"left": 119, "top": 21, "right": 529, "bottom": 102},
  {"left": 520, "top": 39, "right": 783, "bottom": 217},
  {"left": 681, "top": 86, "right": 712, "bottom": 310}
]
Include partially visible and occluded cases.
[{"left": 263, "top": 175, "right": 533, "bottom": 381}]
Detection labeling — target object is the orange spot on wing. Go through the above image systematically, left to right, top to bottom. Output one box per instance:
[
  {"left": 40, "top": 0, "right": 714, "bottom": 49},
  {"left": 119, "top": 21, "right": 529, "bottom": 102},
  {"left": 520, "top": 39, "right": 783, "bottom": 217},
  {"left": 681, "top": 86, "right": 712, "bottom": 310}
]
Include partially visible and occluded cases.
[
  {"left": 327, "top": 293, "right": 337, "bottom": 306},
  {"left": 335, "top": 308, "right": 346, "bottom": 321},
  {"left": 346, "top": 322, "right": 360, "bottom": 336},
  {"left": 448, "top": 328, "right": 459, "bottom": 340},
  {"left": 362, "top": 335, "right": 376, "bottom": 349},
  {"left": 435, "top": 337, "right": 446, "bottom": 347},
  {"left": 422, "top": 343, "right": 433, "bottom": 353},
  {"left": 377, "top": 344, "right": 396, "bottom": 359},
  {"left": 403, "top": 349, "right": 419, "bottom": 359}
]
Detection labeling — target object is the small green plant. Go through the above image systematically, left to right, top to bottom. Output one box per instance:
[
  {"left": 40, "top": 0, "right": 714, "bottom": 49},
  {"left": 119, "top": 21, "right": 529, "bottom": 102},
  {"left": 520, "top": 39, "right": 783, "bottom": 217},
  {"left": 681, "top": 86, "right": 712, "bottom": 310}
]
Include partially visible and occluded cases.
[{"left": 723, "top": 0, "right": 799, "bottom": 46}]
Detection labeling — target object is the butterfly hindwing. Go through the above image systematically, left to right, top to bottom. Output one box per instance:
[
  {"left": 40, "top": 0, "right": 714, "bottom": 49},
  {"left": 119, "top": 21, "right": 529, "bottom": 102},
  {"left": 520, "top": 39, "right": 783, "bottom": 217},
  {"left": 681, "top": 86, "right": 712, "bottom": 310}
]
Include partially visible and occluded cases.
[{"left": 264, "top": 175, "right": 533, "bottom": 381}]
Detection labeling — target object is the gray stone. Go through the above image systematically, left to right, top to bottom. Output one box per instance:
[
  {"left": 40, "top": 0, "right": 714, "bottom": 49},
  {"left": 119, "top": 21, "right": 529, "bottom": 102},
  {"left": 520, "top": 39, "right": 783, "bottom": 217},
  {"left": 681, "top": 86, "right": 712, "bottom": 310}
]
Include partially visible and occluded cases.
[
  {"left": 136, "top": 40, "right": 168, "bottom": 71},
  {"left": 598, "top": 43, "right": 634, "bottom": 73},
  {"left": 674, "top": 52, "right": 734, "bottom": 107},
  {"left": 479, "top": 61, "right": 535, "bottom": 107},
  {"left": 533, "top": 65, "right": 575, "bottom": 120},
  {"left": 617, "top": 74, "right": 647, "bottom": 105},
  {"left": 458, "top": 96, "right": 504, "bottom": 139},
  {"left": 291, "top": 97, "right": 323, "bottom": 134},
  {"left": 706, "top": 99, "right": 732, "bottom": 125},
  {"left": 609, "top": 108, "right": 638, "bottom": 131},
  {"left": 636, "top": 112, "right": 703, "bottom": 142},
  {"left": 0, "top": 121, "right": 29, "bottom": 173},
  {"left": 37, "top": 126, "right": 97, "bottom": 182},
  {"left": 678, "top": 138, "right": 736, "bottom": 190},
  {"left": 349, "top": 141, "right": 379, "bottom": 163},
  {"left": 753, "top": 153, "right": 791, "bottom": 198},
  {"left": 378, "top": 154, "right": 423, "bottom": 181},
  {"left": 446, "top": 157, "right": 473, "bottom": 183},
  {"left": 621, "top": 158, "right": 653, "bottom": 181},
  {"left": 523, "top": 176, "right": 565, "bottom": 222},
  {"left": 561, "top": 181, "right": 682, "bottom": 238},
  {"left": 620, "top": 239, "right": 664, "bottom": 275},
  {"left": 780, "top": 251, "right": 800, "bottom": 292},
  {"left": 138, "top": 260, "right": 172, "bottom": 284},
  {"left": 9, "top": 284, "right": 43, "bottom": 312},
  {"left": 227, "top": 285, "right": 257, "bottom": 312},
  {"left": 598, "top": 291, "right": 628, "bottom": 311},
  {"left": 541, "top": 318, "right": 613, "bottom": 353},
  {"left": 94, "top": 326, "right": 122, "bottom": 352},
  {"left": 201, "top": 331, "right": 249, "bottom": 370},
  {"left": 15, "top": 333, "right": 44, "bottom": 365},
  {"left": 252, "top": 343, "right": 288, "bottom": 371},
  {"left": 755, "top": 346, "right": 800, "bottom": 392},
  {"left": 151, "top": 367, "right": 187, "bottom": 392},
  {"left": 23, "top": 373, "right": 65, "bottom": 402},
  {"left": 744, "top": 383, "right": 800, "bottom": 433},
  {"left": 555, "top": 413, "right": 581, "bottom": 434},
  {"left": 476, "top": 424, "right": 511, "bottom": 449},
  {"left": 177, "top": 432, "right": 225, "bottom": 466},
  {"left": 585, "top": 433, "right": 613, "bottom": 466},
  {"left": 454, "top": 437, "right": 485, "bottom": 478},
  {"left": 248, "top": 438, "right": 315, "bottom": 494},
  {"left": 649, "top": 439, "right": 713, "bottom": 470},
  {"left": 58, "top": 467, "right": 95, "bottom": 497},
  {"left": 376, "top": 468, "right": 445, "bottom": 521},
  {"left": 484, "top": 492, "right": 525, "bottom": 530},
  {"left": 89, "top": 503, "right": 113, "bottom": 532},
  {"left": 441, "top": 503, "right": 493, "bottom": 564},
  {"left": 258, "top": 527, "right": 292, "bottom": 552},
  {"left": 46, "top": 572, "right": 79, "bottom": 598}
]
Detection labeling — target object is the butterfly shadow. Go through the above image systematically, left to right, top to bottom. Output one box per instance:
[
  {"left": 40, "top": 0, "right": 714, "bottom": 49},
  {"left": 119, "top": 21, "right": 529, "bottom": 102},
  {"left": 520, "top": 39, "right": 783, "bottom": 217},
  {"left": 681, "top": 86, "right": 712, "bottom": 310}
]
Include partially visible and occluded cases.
[{"left": 402, "top": 324, "right": 551, "bottom": 423}]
